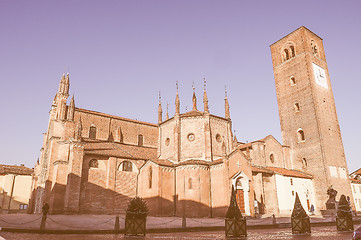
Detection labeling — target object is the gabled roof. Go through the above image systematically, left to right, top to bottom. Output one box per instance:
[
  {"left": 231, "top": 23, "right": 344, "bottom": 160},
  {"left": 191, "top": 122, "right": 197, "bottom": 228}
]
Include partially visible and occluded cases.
[
  {"left": 76, "top": 107, "right": 157, "bottom": 127},
  {"left": 181, "top": 110, "right": 204, "bottom": 117},
  {"left": 237, "top": 135, "right": 287, "bottom": 150},
  {"left": 83, "top": 140, "right": 157, "bottom": 160},
  {"left": 0, "top": 164, "right": 33, "bottom": 175},
  {"left": 251, "top": 165, "right": 274, "bottom": 174},
  {"left": 266, "top": 167, "right": 313, "bottom": 179},
  {"left": 350, "top": 168, "right": 361, "bottom": 176}
]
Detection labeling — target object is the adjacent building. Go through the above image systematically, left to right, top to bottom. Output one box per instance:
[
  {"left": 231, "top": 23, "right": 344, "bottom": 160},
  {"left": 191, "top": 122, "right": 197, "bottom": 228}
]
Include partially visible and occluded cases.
[{"left": 0, "top": 164, "right": 33, "bottom": 213}]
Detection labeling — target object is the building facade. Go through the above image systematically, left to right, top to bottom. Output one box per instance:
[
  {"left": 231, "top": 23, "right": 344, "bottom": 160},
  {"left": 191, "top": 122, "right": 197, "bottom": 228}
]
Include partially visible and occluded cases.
[
  {"left": 31, "top": 27, "right": 351, "bottom": 217},
  {"left": 0, "top": 164, "right": 33, "bottom": 213}
]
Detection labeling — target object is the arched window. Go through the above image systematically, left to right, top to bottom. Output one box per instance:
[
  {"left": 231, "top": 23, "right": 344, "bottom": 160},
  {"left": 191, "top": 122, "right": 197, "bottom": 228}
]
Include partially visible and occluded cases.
[
  {"left": 311, "top": 40, "right": 318, "bottom": 55},
  {"left": 290, "top": 45, "right": 295, "bottom": 57},
  {"left": 284, "top": 49, "right": 289, "bottom": 60},
  {"left": 290, "top": 76, "right": 296, "bottom": 86},
  {"left": 294, "top": 102, "right": 300, "bottom": 112},
  {"left": 89, "top": 126, "right": 97, "bottom": 139},
  {"left": 118, "top": 127, "right": 123, "bottom": 143},
  {"left": 297, "top": 129, "right": 305, "bottom": 142},
  {"left": 138, "top": 134, "right": 144, "bottom": 146},
  {"left": 269, "top": 154, "right": 275, "bottom": 163},
  {"left": 302, "top": 158, "right": 308, "bottom": 167},
  {"left": 89, "top": 159, "right": 98, "bottom": 168},
  {"left": 122, "top": 161, "right": 132, "bottom": 172},
  {"left": 148, "top": 166, "right": 152, "bottom": 189},
  {"left": 188, "top": 178, "right": 193, "bottom": 189}
]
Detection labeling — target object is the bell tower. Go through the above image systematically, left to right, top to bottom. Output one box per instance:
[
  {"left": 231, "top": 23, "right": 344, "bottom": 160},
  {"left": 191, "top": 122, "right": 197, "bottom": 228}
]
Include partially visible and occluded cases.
[{"left": 270, "top": 26, "right": 353, "bottom": 212}]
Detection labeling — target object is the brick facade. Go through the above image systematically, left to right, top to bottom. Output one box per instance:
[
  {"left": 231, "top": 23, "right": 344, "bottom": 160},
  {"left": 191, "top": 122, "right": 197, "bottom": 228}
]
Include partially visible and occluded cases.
[{"left": 30, "top": 27, "right": 353, "bottom": 217}]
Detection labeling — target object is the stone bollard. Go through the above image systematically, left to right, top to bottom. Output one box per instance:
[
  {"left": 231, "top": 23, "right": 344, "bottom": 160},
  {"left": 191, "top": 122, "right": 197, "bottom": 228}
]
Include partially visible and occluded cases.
[
  {"left": 291, "top": 193, "right": 311, "bottom": 234},
  {"left": 336, "top": 195, "right": 353, "bottom": 231},
  {"left": 182, "top": 214, "right": 186, "bottom": 228},
  {"left": 272, "top": 214, "right": 276, "bottom": 226},
  {"left": 114, "top": 215, "right": 120, "bottom": 230}
]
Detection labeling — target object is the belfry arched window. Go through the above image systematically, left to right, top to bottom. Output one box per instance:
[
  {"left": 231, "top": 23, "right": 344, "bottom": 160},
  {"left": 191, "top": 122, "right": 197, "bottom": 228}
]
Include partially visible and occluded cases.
[
  {"left": 311, "top": 40, "right": 318, "bottom": 56},
  {"left": 282, "top": 42, "right": 296, "bottom": 62},
  {"left": 290, "top": 45, "right": 295, "bottom": 57},
  {"left": 284, "top": 49, "right": 290, "bottom": 60},
  {"left": 290, "top": 76, "right": 296, "bottom": 86},
  {"left": 294, "top": 102, "right": 300, "bottom": 112},
  {"left": 89, "top": 126, "right": 97, "bottom": 139},
  {"left": 297, "top": 129, "right": 305, "bottom": 142}
]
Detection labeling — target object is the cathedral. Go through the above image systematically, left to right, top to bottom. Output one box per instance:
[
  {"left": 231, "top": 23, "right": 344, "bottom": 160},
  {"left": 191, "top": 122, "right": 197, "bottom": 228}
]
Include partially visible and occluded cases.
[{"left": 30, "top": 27, "right": 354, "bottom": 217}]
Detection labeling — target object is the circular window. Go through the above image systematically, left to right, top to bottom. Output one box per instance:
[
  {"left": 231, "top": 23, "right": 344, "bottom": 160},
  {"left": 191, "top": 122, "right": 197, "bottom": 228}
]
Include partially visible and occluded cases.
[
  {"left": 187, "top": 133, "right": 195, "bottom": 142},
  {"left": 216, "top": 134, "right": 222, "bottom": 143},
  {"left": 165, "top": 138, "right": 170, "bottom": 146},
  {"left": 270, "top": 154, "right": 275, "bottom": 163}
]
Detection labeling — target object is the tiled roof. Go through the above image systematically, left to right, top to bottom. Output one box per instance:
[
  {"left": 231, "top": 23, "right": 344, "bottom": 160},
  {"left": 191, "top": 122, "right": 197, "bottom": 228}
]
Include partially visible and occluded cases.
[
  {"left": 76, "top": 108, "right": 158, "bottom": 127},
  {"left": 181, "top": 110, "right": 204, "bottom": 117},
  {"left": 83, "top": 140, "right": 157, "bottom": 160},
  {"left": 177, "top": 159, "right": 223, "bottom": 166},
  {"left": 0, "top": 164, "right": 33, "bottom": 175},
  {"left": 251, "top": 165, "right": 274, "bottom": 174},
  {"left": 266, "top": 167, "right": 313, "bottom": 179},
  {"left": 350, "top": 168, "right": 361, "bottom": 176},
  {"left": 351, "top": 178, "right": 361, "bottom": 184}
]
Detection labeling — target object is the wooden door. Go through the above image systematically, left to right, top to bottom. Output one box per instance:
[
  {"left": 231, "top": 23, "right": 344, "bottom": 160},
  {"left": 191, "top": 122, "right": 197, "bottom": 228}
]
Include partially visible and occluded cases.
[{"left": 236, "top": 189, "right": 245, "bottom": 213}]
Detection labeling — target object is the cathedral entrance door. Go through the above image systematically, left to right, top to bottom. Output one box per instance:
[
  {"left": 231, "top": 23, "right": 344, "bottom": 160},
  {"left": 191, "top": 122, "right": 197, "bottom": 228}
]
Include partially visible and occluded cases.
[{"left": 236, "top": 189, "right": 245, "bottom": 213}]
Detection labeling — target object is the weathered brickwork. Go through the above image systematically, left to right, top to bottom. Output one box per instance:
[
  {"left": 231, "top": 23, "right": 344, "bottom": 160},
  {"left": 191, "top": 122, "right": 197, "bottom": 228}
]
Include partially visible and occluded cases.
[
  {"left": 270, "top": 26, "right": 354, "bottom": 213},
  {"left": 30, "top": 27, "right": 353, "bottom": 217}
]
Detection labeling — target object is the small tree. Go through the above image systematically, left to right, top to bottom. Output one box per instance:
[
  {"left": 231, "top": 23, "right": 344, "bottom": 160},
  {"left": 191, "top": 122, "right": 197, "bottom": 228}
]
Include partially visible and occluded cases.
[{"left": 126, "top": 196, "right": 149, "bottom": 218}]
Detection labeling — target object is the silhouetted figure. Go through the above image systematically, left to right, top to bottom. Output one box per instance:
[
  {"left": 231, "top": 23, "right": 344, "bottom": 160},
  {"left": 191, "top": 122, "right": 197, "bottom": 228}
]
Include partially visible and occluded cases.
[
  {"left": 40, "top": 202, "right": 49, "bottom": 230},
  {"left": 310, "top": 204, "right": 315, "bottom": 215}
]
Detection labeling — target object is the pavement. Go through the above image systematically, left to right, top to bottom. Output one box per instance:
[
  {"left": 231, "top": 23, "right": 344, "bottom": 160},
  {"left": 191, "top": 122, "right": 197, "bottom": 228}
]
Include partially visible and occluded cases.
[{"left": 0, "top": 214, "right": 359, "bottom": 234}]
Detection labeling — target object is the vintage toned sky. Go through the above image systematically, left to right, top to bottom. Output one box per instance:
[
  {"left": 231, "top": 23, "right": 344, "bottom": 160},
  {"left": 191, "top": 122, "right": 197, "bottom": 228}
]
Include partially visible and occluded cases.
[{"left": 0, "top": 1, "right": 360, "bottom": 172}]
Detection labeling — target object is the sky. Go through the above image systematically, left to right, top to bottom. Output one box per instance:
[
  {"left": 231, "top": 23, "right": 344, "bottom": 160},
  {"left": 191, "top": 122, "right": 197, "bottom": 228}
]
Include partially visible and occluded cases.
[{"left": 0, "top": 0, "right": 360, "bottom": 172}]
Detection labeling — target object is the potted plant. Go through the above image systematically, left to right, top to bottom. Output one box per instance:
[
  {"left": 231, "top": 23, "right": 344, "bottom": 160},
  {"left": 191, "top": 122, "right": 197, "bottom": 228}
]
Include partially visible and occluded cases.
[
  {"left": 225, "top": 186, "right": 247, "bottom": 237},
  {"left": 291, "top": 192, "right": 311, "bottom": 234},
  {"left": 336, "top": 194, "right": 353, "bottom": 231},
  {"left": 124, "top": 196, "right": 149, "bottom": 236}
]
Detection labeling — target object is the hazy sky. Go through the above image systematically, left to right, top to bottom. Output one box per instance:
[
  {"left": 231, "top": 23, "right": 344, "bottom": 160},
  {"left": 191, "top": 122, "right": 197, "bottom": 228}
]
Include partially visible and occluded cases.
[{"left": 1, "top": 1, "right": 360, "bottom": 172}]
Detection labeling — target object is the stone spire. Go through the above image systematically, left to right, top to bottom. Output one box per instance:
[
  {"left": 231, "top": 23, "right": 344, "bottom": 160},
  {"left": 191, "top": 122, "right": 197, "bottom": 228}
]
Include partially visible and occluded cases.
[
  {"left": 58, "top": 73, "right": 70, "bottom": 96},
  {"left": 58, "top": 73, "right": 65, "bottom": 93},
  {"left": 65, "top": 73, "right": 70, "bottom": 95},
  {"left": 203, "top": 78, "right": 209, "bottom": 113},
  {"left": 175, "top": 81, "right": 180, "bottom": 115},
  {"left": 192, "top": 82, "right": 197, "bottom": 111},
  {"left": 225, "top": 86, "right": 230, "bottom": 119},
  {"left": 158, "top": 91, "right": 162, "bottom": 124},
  {"left": 67, "top": 95, "right": 75, "bottom": 121},
  {"left": 166, "top": 103, "right": 169, "bottom": 120}
]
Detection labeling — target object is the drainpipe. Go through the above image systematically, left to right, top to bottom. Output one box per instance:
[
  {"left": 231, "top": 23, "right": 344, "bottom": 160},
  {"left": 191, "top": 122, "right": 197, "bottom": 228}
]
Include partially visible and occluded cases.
[{"left": 8, "top": 174, "right": 16, "bottom": 213}]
